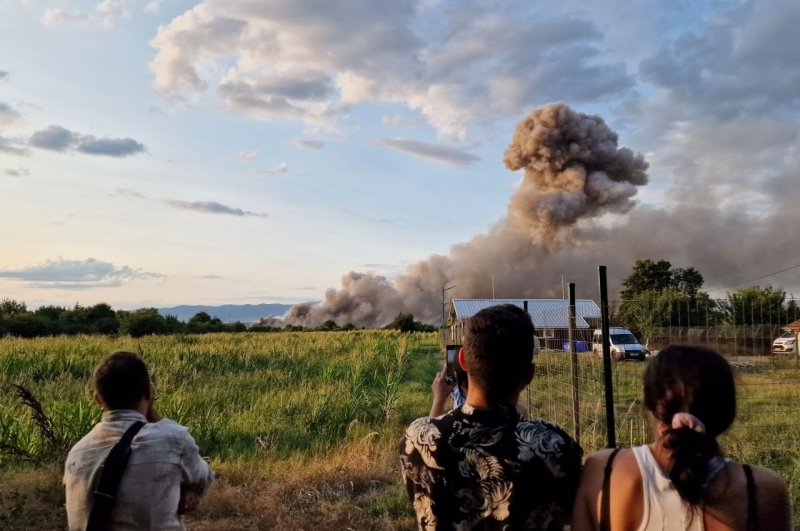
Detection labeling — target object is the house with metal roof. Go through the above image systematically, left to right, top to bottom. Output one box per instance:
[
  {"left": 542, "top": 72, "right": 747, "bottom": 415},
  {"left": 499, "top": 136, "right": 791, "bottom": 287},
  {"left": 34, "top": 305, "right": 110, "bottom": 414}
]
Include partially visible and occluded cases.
[{"left": 443, "top": 298, "right": 602, "bottom": 349}]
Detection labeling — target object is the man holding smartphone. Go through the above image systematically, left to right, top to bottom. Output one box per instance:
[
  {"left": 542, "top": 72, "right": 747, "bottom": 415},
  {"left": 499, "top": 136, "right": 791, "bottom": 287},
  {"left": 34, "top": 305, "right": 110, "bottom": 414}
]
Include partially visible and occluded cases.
[{"left": 64, "top": 351, "right": 214, "bottom": 531}]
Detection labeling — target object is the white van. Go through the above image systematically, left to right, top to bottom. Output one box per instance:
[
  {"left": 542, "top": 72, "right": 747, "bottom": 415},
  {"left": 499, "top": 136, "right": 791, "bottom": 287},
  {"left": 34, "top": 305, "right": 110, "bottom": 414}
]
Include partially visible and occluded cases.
[
  {"left": 592, "top": 328, "right": 647, "bottom": 360},
  {"left": 772, "top": 331, "right": 798, "bottom": 355}
]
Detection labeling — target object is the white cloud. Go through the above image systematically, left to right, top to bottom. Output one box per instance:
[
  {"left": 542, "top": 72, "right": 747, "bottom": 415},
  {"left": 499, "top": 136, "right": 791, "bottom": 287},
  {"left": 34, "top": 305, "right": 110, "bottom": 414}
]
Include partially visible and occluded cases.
[
  {"left": 42, "top": 0, "right": 128, "bottom": 28},
  {"left": 147, "top": 0, "right": 632, "bottom": 138},
  {"left": 144, "top": 1, "right": 162, "bottom": 12},
  {"left": 0, "top": 101, "right": 24, "bottom": 127},
  {"left": 382, "top": 114, "right": 427, "bottom": 128},
  {"left": 29, "top": 125, "right": 146, "bottom": 157},
  {"left": 0, "top": 134, "right": 29, "bottom": 156},
  {"left": 375, "top": 138, "right": 479, "bottom": 168},
  {"left": 292, "top": 139, "right": 325, "bottom": 150},
  {"left": 238, "top": 150, "right": 258, "bottom": 161},
  {"left": 252, "top": 162, "right": 290, "bottom": 174},
  {"left": 4, "top": 166, "right": 29, "bottom": 177},
  {"left": 113, "top": 188, "right": 145, "bottom": 198},
  {"left": 165, "top": 200, "right": 268, "bottom": 218},
  {"left": 0, "top": 257, "right": 164, "bottom": 289}
]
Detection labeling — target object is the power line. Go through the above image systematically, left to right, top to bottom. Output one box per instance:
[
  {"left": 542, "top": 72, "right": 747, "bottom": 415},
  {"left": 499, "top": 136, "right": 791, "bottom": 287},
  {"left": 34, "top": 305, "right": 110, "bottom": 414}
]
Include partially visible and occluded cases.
[{"left": 705, "top": 261, "right": 800, "bottom": 293}]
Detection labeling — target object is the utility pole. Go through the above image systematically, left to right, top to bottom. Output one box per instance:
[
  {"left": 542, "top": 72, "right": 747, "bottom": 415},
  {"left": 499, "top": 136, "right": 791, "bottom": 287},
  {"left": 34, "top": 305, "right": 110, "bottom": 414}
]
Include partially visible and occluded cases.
[{"left": 442, "top": 285, "right": 457, "bottom": 325}]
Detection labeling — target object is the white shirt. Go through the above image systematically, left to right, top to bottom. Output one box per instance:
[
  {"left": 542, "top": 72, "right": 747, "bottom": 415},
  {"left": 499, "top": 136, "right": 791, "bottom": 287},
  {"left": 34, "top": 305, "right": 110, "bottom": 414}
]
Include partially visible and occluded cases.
[
  {"left": 64, "top": 410, "right": 214, "bottom": 531},
  {"left": 632, "top": 445, "right": 727, "bottom": 531}
]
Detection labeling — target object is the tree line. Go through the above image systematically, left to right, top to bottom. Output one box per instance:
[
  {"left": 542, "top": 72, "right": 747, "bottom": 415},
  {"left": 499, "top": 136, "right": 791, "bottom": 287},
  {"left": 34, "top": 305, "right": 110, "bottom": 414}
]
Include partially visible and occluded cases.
[
  {"left": 619, "top": 259, "right": 800, "bottom": 344},
  {"left": 0, "top": 299, "right": 435, "bottom": 338}
]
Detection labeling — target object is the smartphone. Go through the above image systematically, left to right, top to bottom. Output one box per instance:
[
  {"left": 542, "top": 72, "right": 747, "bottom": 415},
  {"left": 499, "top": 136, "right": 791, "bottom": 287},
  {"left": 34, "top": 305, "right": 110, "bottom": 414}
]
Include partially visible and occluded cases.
[{"left": 445, "top": 345, "right": 460, "bottom": 384}]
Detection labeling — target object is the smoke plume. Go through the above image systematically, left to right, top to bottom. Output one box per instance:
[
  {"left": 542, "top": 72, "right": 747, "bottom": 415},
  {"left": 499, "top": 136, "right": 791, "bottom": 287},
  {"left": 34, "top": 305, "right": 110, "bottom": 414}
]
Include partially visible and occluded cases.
[
  {"left": 275, "top": 103, "right": 652, "bottom": 327},
  {"left": 503, "top": 104, "right": 649, "bottom": 244}
]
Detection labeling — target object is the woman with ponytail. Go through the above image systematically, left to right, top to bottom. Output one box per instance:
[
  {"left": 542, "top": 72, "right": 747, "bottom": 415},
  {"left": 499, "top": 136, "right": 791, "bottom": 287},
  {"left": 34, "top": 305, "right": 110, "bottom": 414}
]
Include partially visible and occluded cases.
[{"left": 572, "top": 345, "right": 790, "bottom": 530}]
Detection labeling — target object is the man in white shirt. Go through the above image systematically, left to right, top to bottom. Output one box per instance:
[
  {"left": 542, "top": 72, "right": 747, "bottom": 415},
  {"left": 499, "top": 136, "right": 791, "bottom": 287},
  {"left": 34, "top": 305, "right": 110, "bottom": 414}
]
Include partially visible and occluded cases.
[{"left": 64, "top": 351, "right": 214, "bottom": 531}]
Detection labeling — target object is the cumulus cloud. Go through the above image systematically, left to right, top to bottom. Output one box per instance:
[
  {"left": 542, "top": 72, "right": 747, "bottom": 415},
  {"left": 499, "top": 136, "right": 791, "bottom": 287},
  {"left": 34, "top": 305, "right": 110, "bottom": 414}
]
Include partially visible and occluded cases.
[
  {"left": 42, "top": 0, "right": 127, "bottom": 28},
  {"left": 147, "top": 0, "right": 632, "bottom": 137},
  {"left": 0, "top": 101, "right": 23, "bottom": 126},
  {"left": 29, "top": 125, "right": 145, "bottom": 157},
  {"left": 375, "top": 138, "right": 479, "bottom": 168},
  {"left": 292, "top": 139, "right": 325, "bottom": 150},
  {"left": 238, "top": 150, "right": 258, "bottom": 161},
  {"left": 4, "top": 166, "right": 29, "bottom": 177},
  {"left": 165, "top": 200, "right": 268, "bottom": 218},
  {"left": 0, "top": 257, "right": 163, "bottom": 289}
]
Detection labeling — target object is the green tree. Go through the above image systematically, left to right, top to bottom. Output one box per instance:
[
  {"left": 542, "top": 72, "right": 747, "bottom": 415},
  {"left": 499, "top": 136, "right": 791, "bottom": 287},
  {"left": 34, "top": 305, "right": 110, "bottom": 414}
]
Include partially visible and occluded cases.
[
  {"left": 621, "top": 259, "right": 675, "bottom": 299},
  {"left": 673, "top": 267, "right": 704, "bottom": 297},
  {"left": 723, "top": 286, "right": 787, "bottom": 325},
  {"left": 620, "top": 289, "right": 674, "bottom": 346},
  {"left": 0, "top": 298, "right": 28, "bottom": 316},
  {"left": 787, "top": 298, "right": 800, "bottom": 323},
  {"left": 34, "top": 305, "right": 67, "bottom": 320},
  {"left": 120, "top": 308, "right": 167, "bottom": 338},
  {"left": 188, "top": 312, "right": 213, "bottom": 325},
  {"left": 384, "top": 313, "right": 417, "bottom": 333},
  {"left": 3, "top": 314, "right": 54, "bottom": 337},
  {"left": 318, "top": 319, "right": 339, "bottom": 331}
]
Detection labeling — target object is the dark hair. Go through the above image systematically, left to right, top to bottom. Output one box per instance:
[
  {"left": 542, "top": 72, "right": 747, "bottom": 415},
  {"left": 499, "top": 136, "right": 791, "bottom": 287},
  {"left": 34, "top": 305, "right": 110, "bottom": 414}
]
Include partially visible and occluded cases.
[
  {"left": 462, "top": 304, "right": 535, "bottom": 401},
  {"left": 643, "top": 345, "right": 736, "bottom": 506},
  {"left": 94, "top": 351, "right": 151, "bottom": 410}
]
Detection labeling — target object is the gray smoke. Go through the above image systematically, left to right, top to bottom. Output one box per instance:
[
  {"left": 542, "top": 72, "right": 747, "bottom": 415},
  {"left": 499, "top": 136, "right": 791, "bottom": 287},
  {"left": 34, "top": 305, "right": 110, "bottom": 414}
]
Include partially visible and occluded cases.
[
  {"left": 273, "top": 102, "right": 800, "bottom": 328},
  {"left": 276, "top": 103, "right": 653, "bottom": 327},
  {"left": 503, "top": 104, "right": 649, "bottom": 244}
]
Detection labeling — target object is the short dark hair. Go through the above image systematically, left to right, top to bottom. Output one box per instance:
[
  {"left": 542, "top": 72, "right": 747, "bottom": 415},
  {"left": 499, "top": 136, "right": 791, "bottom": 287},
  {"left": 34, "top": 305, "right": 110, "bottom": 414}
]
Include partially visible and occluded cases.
[
  {"left": 462, "top": 304, "right": 535, "bottom": 400},
  {"left": 94, "top": 351, "right": 151, "bottom": 410}
]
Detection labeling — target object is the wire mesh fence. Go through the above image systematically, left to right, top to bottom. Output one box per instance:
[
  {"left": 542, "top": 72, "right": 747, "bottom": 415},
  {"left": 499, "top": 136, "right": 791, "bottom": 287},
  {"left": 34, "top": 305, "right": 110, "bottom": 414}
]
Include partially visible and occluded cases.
[{"left": 522, "top": 296, "right": 800, "bottom": 527}]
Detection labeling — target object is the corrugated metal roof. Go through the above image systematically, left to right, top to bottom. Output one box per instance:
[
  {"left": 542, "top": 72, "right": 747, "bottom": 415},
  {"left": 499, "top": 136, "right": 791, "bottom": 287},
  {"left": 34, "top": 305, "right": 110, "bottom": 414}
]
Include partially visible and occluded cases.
[{"left": 451, "top": 299, "right": 601, "bottom": 329}]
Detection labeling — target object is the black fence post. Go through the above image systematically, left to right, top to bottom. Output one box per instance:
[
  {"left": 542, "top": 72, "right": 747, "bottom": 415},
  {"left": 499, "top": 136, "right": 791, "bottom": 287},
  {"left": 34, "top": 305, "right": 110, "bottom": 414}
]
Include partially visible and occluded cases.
[
  {"left": 599, "top": 266, "right": 616, "bottom": 448},
  {"left": 568, "top": 283, "right": 580, "bottom": 445},
  {"left": 524, "top": 300, "right": 531, "bottom": 411}
]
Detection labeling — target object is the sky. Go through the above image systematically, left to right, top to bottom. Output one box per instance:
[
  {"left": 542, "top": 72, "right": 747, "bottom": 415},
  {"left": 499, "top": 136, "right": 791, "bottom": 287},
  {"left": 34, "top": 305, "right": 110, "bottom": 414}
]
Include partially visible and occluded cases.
[{"left": 1, "top": 0, "right": 799, "bottom": 311}]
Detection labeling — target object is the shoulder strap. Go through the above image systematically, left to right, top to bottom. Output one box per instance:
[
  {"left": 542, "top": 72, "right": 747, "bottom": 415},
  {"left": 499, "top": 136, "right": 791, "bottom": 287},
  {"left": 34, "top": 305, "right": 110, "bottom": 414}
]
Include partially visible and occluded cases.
[
  {"left": 85, "top": 420, "right": 146, "bottom": 531},
  {"left": 600, "top": 448, "right": 622, "bottom": 531},
  {"left": 743, "top": 464, "right": 757, "bottom": 531}
]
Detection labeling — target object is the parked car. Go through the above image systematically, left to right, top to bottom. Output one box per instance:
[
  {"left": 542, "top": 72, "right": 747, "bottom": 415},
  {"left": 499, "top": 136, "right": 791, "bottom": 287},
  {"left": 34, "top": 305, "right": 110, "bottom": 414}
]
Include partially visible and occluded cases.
[
  {"left": 592, "top": 328, "right": 647, "bottom": 360},
  {"left": 772, "top": 331, "right": 798, "bottom": 355}
]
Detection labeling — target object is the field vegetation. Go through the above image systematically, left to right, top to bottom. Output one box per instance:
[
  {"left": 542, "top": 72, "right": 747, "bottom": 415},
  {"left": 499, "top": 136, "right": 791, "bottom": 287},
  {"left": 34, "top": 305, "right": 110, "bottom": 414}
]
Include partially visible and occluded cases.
[
  {"left": 0, "top": 331, "right": 440, "bottom": 530},
  {"left": 1, "top": 332, "right": 798, "bottom": 529}
]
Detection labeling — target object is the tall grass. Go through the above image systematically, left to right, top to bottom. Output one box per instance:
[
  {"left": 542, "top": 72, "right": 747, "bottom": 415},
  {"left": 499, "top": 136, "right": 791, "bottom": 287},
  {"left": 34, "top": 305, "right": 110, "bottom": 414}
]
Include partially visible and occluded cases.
[
  {"left": 0, "top": 332, "right": 439, "bottom": 466},
  {"left": 528, "top": 351, "right": 800, "bottom": 527}
]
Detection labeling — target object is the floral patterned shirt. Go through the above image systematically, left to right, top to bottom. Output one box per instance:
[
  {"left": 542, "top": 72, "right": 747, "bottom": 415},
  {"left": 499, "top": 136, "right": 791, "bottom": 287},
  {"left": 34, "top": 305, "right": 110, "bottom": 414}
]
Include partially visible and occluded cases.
[{"left": 400, "top": 404, "right": 583, "bottom": 531}]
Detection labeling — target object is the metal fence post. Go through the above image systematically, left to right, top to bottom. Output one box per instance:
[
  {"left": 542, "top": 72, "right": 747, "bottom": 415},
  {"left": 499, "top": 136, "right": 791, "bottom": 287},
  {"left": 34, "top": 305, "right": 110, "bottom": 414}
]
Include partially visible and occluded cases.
[
  {"left": 599, "top": 266, "right": 616, "bottom": 448},
  {"left": 568, "top": 283, "right": 580, "bottom": 445},
  {"left": 524, "top": 300, "right": 531, "bottom": 411}
]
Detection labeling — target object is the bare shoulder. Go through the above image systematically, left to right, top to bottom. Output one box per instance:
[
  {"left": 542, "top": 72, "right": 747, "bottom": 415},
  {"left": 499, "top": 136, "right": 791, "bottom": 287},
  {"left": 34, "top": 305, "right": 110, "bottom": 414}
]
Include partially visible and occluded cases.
[
  {"left": 581, "top": 448, "right": 642, "bottom": 493},
  {"left": 585, "top": 448, "right": 616, "bottom": 468},
  {"left": 580, "top": 449, "right": 625, "bottom": 490},
  {"left": 750, "top": 464, "right": 789, "bottom": 491},
  {"left": 749, "top": 465, "right": 791, "bottom": 531}
]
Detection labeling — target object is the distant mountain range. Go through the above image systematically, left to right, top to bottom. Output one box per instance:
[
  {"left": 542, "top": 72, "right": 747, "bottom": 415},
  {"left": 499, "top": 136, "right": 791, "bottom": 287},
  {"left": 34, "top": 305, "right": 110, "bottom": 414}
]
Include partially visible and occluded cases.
[{"left": 157, "top": 304, "right": 295, "bottom": 323}]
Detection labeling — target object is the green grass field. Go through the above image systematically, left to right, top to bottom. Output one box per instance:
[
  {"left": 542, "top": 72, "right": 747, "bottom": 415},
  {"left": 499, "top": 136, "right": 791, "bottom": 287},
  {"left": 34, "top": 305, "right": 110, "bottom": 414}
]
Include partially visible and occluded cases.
[
  {"left": 1, "top": 333, "right": 798, "bottom": 529},
  {"left": 530, "top": 351, "right": 800, "bottom": 528}
]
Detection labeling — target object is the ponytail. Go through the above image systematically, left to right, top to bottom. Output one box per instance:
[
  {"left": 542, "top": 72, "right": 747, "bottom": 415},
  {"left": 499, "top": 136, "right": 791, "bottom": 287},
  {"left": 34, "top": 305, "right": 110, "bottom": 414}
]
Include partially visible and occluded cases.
[
  {"left": 643, "top": 345, "right": 736, "bottom": 507},
  {"left": 663, "top": 426, "right": 720, "bottom": 506}
]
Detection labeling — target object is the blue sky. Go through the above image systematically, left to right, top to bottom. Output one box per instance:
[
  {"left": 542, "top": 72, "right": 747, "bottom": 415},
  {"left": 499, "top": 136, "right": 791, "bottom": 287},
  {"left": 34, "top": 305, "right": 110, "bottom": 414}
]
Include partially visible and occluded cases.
[{"left": 2, "top": 0, "right": 799, "bottom": 311}]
